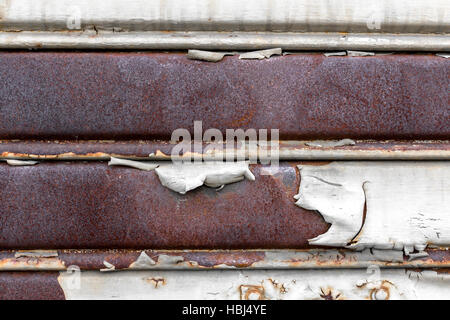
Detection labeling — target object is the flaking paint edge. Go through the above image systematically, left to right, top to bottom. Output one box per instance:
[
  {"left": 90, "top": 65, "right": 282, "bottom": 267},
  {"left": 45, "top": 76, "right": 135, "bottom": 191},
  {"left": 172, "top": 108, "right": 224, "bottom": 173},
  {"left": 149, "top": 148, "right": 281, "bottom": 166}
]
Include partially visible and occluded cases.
[{"left": 295, "top": 161, "right": 450, "bottom": 254}]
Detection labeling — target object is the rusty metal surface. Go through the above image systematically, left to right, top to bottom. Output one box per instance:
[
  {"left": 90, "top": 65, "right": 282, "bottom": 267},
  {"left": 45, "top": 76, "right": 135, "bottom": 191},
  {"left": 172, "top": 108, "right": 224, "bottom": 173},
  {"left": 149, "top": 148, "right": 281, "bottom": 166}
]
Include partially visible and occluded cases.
[
  {"left": 0, "top": 52, "right": 448, "bottom": 140},
  {"left": 0, "top": 140, "right": 449, "bottom": 160},
  {"left": 0, "top": 161, "right": 329, "bottom": 249},
  {"left": 0, "top": 249, "right": 448, "bottom": 271},
  {"left": 0, "top": 272, "right": 65, "bottom": 300}
]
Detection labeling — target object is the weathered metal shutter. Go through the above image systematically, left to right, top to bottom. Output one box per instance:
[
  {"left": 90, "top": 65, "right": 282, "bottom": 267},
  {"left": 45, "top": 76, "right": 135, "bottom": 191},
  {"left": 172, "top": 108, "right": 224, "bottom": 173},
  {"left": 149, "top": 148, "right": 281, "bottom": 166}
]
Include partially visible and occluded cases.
[{"left": 0, "top": 0, "right": 448, "bottom": 300}]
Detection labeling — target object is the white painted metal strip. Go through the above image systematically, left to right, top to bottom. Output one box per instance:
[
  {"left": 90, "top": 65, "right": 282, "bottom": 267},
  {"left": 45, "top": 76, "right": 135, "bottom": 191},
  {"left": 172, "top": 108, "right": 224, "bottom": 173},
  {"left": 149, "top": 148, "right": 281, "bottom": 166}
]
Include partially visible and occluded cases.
[
  {"left": 1, "top": 0, "right": 448, "bottom": 33},
  {"left": 295, "top": 162, "right": 450, "bottom": 253},
  {"left": 58, "top": 269, "right": 450, "bottom": 300}
]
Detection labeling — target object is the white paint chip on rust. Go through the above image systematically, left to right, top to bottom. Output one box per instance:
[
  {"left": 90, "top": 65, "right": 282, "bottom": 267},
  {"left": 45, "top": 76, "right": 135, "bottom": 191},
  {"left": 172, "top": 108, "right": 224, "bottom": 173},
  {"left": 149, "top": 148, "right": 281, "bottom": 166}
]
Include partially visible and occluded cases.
[
  {"left": 239, "top": 48, "right": 282, "bottom": 60},
  {"left": 187, "top": 50, "right": 235, "bottom": 62},
  {"left": 324, "top": 51, "right": 347, "bottom": 57},
  {"left": 436, "top": 53, "right": 450, "bottom": 58},
  {"left": 305, "top": 139, "right": 356, "bottom": 148},
  {"left": 108, "top": 157, "right": 158, "bottom": 171},
  {"left": 108, "top": 158, "right": 254, "bottom": 194},
  {"left": 5, "top": 159, "right": 38, "bottom": 166},
  {"left": 155, "top": 161, "right": 255, "bottom": 194},
  {"left": 295, "top": 162, "right": 450, "bottom": 253},
  {"left": 14, "top": 250, "right": 58, "bottom": 258},
  {"left": 408, "top": 251, "right": 430, "bottom": 261},
  {"left": 128, "top": 252, "right": 157, "bottom": 269},
  {"left": 156, "top": 255, "right": 185, "bottom": 265},
  {"left": 100, "top": 261, "right": 116, "bottom": 272},
  {"left": 57, "top": 269, "right": 450, "bottom": 300}
]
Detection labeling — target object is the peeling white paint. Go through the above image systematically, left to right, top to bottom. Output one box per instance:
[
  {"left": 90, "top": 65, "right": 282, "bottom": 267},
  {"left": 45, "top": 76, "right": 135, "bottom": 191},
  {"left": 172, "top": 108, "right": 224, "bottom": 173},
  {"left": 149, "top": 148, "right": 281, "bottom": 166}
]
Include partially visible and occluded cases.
[
  {"left": 239, "top": 48, "right": 282, "bottom": 60},
  {"left": 347, "top": 50, "right": 375, "bottom": 56},
  {"left": 324, "top": 51, "right": 347, "bottom": 57},
  {"left": 436, "top": 53, "right": 450, "bottom": 58},
  {"left": 305, "top": 139, "right": 356, "bottom": 148},
  {"left": 108, "top": 157, "right": 158, "bottom": 171},
  {"left": 108, "top": 158, "right": 254, "bottom": 194},
  {"left": 4, "top": 159, "right": 38, "bottom": 166},
  {"left": 295, "top": 162, "right": 450, "bottom": 253},
  {"left": 14, "top": 250, "right": 58, "bottom": 258},
  {"left": 128, "top": 252, "right": 156, "bottom": 269},
  {"left": 100, "top": 260, "right": 116, "bottom": 272},
  {"left": 57, "top": 269, "right": 450, "bottom": 300}
]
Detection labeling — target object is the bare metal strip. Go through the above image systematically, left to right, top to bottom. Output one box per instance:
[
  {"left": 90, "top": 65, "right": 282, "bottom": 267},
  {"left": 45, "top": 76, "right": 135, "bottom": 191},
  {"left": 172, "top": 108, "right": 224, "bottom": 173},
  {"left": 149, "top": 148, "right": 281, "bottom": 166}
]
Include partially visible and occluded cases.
[
  {"left": 0, "top": 31, "right": 448, "bottom": 51},
  {"left": 1, "top": 146, "right": 450, "bottom": 161}
]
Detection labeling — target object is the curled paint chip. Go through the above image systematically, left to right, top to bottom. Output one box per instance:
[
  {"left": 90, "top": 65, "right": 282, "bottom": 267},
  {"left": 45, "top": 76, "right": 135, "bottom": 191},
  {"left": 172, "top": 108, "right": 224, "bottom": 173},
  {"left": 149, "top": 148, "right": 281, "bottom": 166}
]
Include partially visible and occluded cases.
[
  {"left": 239, "top": 48, "right": 282, "bottom": 60},
  {"left": 187, "top": 49, "right": 235, "bottom": 62},
  {"left": 347, "top": 50, "right": 375, "bottom": 57},
  {"left": 324, "top": 51, "right": 347, "bottom": 57},
  {"left": 305, "top": 139, "right": 356, "bottom": 148},
  {"left": 108, "top": 157, "right": 158, "bottom": 171},
  {"left": 107, "top": 158, "right": 255, "bottom": 194},
  {"left": 5, "top": 159, "right": 38, "bottom": 166},
  {"left": 155, "top": 161, "right": 255, "bottom": 194},
  {"left": 15, "top": 250, "right": 58, "bottom": 258},
  {"left": 129, "top": 251, "right": 157, "bottom": 269},
  {"left": 100, "top": 260, "right": 115, "bottom": 272}
]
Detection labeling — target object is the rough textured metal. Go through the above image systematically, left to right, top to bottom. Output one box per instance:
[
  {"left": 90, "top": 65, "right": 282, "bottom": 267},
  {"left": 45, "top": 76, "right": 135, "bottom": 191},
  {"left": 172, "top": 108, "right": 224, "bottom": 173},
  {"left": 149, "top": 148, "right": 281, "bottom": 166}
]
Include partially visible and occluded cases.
[
  {"left": 1, "top": 31, "right": 449, "bottom": 51},
  {"left": 0, "top": 53, "right": 448, "bottom": 140},
  {"left": 1, "top": 140, "right": 450, "bottom": 160},
  {"left": 0, "top": 162, "right": 329, "bottom": 249},
  {"left": 0, "top": 272, "right": 65, "bottom": 300}
]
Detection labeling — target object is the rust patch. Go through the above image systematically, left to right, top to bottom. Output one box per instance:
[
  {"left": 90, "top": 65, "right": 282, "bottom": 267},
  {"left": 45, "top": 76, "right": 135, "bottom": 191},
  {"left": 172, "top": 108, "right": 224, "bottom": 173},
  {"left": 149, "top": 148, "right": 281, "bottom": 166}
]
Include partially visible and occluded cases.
[
  {"left": 0, "top": 53, "right": 447, "bottom": 140},
  {"left": 145, "top": 277, "right": 167, "bottom": 288},
  {"left": 240, "top": 285, "right": 265, "bottom": 300}
]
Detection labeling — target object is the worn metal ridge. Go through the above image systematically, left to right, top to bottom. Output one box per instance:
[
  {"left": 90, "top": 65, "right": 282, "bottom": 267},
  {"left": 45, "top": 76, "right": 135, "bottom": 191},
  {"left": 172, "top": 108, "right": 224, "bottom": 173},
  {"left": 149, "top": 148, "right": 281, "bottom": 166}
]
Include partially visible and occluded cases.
[
  {"left": 0, "top": 53, "right": 448, "bottom": 140},
  {"left": 0, "top": 140, "right": 449, "bottom": 160},
  {"left": 0, "top": 249, "right": 448, "bottom": 271}
]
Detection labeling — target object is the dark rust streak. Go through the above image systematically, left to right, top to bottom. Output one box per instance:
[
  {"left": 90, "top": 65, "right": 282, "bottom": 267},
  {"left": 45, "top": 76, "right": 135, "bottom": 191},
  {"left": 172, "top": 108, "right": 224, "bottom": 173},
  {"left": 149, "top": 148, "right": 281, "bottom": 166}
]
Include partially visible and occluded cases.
[{"left": 0, "top": 53, "right": 447, "bottom": 140}]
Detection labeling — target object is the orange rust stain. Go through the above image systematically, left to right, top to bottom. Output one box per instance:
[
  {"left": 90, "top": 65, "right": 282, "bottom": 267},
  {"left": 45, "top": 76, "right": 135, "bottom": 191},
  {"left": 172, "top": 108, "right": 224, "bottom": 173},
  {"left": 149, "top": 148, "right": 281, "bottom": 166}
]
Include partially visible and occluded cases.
[
  {"left": 145, "top": 277, "right": 166, "bottom": 288},
  {"left": 240, "top": 285, "right": 265, "bottom": 300},
  {"left": 319, "top": 287, "right": 344, "bottom": 300}
]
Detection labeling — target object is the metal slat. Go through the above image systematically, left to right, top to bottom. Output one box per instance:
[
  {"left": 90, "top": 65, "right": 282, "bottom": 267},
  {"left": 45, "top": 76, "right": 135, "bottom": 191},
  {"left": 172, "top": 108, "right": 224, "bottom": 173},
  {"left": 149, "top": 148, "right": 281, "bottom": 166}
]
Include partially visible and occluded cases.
[{"left": 0, "top": 53, "right": 448, "bottom": 140}]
